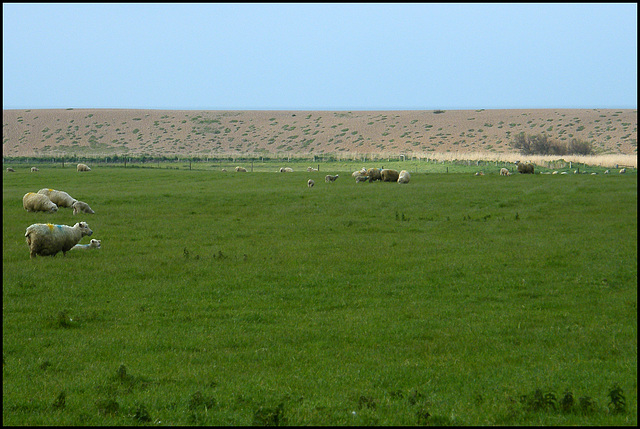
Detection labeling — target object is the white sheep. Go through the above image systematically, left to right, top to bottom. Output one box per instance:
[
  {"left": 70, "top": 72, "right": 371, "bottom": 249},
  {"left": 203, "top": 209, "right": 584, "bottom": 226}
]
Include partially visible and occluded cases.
[
  {"left": 77, "top": 163, "right": 91, "bottom": 172},
  {"left": 235, "top": 166, "right": 247, "bottom": 172},
  {"left": 307, "top": 166, "right": 318, "bottom": 172},
  {"left": 6, "top": 167, "right": 15, "bottom": 172},
  {"left": 31, "top": 167, "right": 39, "bottom": 172},
  {"left": 279, "top": 167, "right": 293, "bottom": 172},
  {"left": 352, "top": 167, "right": 367, "bottom": 177},
  {"left": 499, "top": 168, "right": 511, "bottom": 176},
  {"left": 619, "top": 168, "right": 626, "bottom": 174},
  {"left": 604, "top": 169, "right": 610, "bottom": 174},
  {"left": 397, "top": 170, "right": 411, "bottom": 184},
  {"left": 325, "top": 174, "right": 339, "bottom": 182},
  {"left": 355, "top": 175, "right": 369, "bottom": 183},
  {"left": 307, "top": 179, "right": 315, "bottom": 188},
  {"left": 37, "top": 188, "right": 77, "bottom": 208},
  {"left": 23, "top": 192, "right": 58, "bottom": 213},
  {"left": 72, "top": 200, "right": 95, "bottom": 215},
  {"left": 25, "top": 221, "right": 93, "bottom": 258},
  {"left": 72, "top": 238, "right": 101, "bottom": 250}
]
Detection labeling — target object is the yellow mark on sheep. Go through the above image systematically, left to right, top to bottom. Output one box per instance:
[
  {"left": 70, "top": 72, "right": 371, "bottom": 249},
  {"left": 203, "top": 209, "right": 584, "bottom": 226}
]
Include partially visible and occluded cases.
[{"left": 47, "top": 223, "right": 54, "bottom": 231}]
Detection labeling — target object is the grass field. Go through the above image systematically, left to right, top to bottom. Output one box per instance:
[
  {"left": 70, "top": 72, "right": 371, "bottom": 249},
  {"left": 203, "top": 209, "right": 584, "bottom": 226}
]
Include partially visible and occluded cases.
[{"left": 2, "top": 163, "right": 637, "bottom": 425}]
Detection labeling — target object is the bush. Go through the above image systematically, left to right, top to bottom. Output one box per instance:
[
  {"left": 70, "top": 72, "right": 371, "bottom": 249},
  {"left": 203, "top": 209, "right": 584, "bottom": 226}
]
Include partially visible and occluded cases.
[{"left": 510, "top": 133, "right": 593, "bottom": 156}]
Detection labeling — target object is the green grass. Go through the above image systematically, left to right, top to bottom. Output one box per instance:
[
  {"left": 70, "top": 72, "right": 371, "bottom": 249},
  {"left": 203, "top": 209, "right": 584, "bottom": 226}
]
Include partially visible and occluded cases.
[{"left": 3, "top": 165, "right": 637, "bottom": 425}]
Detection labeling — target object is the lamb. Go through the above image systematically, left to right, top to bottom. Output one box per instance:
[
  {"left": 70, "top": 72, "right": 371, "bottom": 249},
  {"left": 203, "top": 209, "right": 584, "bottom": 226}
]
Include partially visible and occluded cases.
[
  {"left": 515, "top": 161, "right": 535, "bottom": 174},
  {"left": 77, "top": 163, "right": 91, "bottom": 172},
  {"left": 235, "top": 166, "right": 247, "bottom": 172},
  {"left": 307, "top": 166, "right": 318, "bottom": 172},
  {"left": 6, "top": 167, "right": 15, "bottom": 172},
  {"left": 31, "top": 167, "right": 39, "bottom": 172},
  {"left": 279, "top": 167, "right": 293, "bottom": 172},
  {"left": 352, "top": 167, "right": 367, "bottom": 177},
  {"left": 366, "top": 168, "right": 382, "bottom": 182},
  {"left": 500, "top": 168, "right": 511, "bottom": 176},
  {"left": 619, "top": 168, "right": 626, "bottom": 174},
  {"left": 381, "top": 169, "right": 400, "bottom": 182},
  {"left": 397, "top": 170, "right": 411, "bottom": 184},
  {"left": 325, "top": 174, "right": 339, "bottom": 182},
  {"left": 355, "top": 175, "right": 369, "bottom": 183},
  {"left": 307, "top": 179, "right": 315, "bottom": 188},
  {"left": 37, "top": 188, "right": 77, "bottom": 208},
  {"left": 23, "top": 192, "right": 58, "bottom": 213},
  {"left": 72, "top": 200, "right": 95, "bottom": 215},
  {"left": 25, "top": 221, "right": 93, "bottom": 258},
  {"left": 72, "top": 239, "right": 101, "bottom": 250}
]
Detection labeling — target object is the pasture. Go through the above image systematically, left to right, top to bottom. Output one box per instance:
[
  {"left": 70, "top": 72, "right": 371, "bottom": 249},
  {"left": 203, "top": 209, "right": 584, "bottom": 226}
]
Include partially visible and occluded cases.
[{"left": 2, "top": 163, "right": 637, "bottom": 425}]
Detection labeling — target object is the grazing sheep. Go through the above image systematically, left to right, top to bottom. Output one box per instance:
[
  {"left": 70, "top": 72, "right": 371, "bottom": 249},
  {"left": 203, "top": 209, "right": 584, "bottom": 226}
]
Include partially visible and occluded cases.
[
  {"left": 515, "top": 161, "right": 535, "bottom": 174},
  {"left": 77, "top": 163, "right": 91, "bottom": 172},
  {"left": 235, "top": 166, "right": 247, "bottom": 172},
  {"left": 307, "top": 166, "right": 318, "bottom": 172},
  {"left": 6, "top": 167, "right": 15, "bottom": 172},
  {"left": 31, "top": 167, "right": 39, "bottom": 172},
  {"left": 279, "top": 167, "right": 293, "bottom": 172},
  {"left": 352, "top": 167, "right": 367, "bottom": 177},
  {"left": 366, "top": 168, "right": 382, "bottom": 183},
  {"left": 500, "top": 168, "right": 511, "bottom": 176},
  {"left": 619, "top": 168, "right": 626, "bottom": 174},
  {"left": 381, "top": 169, "right": 400, "bottom": 182},
  {"left": 604, "top": 169, "right": 609, "bottom": 174},
  {"left": 397, "top": 170, "right": 411, "bottom": 184},
  {"left": 552, "top": 171, "right": 559, "bottom": 174},
  {"left": 560, "top": 171, "right": 568, "bottom": 175},
  {"left": 325, "top": 174, "right": 339, "bottom": 182},
  {"left": 355, "top": 175, "right": 369, "bottom": 183},
  {"left": 307, "top": 179, "right": 315, "bottom": 188},
  {"left": 37, "top": 188, "right": 77, "bottom": 208},
  {"left": 23, "top": 192, "right": 58, "bottom": 213},
  {"left": 72, "top": 200, "right": 95, "bottom": 215},
  {"left": 25, "top": 221, "right": 93, "bottom": 258},
  {"left": 72, "top": 239, "right": 101, "bottom": 250}
]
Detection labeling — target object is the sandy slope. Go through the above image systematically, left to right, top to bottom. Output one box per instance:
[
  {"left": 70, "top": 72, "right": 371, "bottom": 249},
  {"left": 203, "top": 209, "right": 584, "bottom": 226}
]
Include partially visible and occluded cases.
[{"left": 2, "top": 108, "right": 637, "bottom": 158}]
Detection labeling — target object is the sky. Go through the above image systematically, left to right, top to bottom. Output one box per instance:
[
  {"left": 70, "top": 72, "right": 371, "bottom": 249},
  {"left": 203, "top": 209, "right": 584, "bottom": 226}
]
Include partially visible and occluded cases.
[{"left": 2, "top": 3, "right": 637, "bottom": 111}]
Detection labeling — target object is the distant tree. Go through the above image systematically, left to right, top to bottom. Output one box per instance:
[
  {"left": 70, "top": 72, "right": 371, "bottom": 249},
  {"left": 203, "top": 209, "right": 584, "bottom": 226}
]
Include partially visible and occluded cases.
[
  {"left": 511, "top": 133, "right": 594, "bottom": 156},
  {"left": 568, "top": 138, "right": 594, "bottom": 155}
]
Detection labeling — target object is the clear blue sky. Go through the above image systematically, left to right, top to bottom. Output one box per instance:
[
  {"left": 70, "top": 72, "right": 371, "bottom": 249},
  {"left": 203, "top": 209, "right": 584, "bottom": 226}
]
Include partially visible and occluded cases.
[{"left": 3, "top": 3, "right": 637, "bottom": 110}]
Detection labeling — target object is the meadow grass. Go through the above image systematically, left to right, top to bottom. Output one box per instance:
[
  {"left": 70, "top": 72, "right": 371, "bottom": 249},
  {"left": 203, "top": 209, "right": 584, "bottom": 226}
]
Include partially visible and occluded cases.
[{"left": 3, "top": 164, "right": 637, "bottom": 425}]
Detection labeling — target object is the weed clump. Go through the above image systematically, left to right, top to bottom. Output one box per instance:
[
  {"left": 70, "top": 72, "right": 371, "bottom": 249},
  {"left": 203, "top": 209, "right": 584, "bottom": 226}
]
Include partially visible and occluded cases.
[
  {"left": 607, "top": 384, "right": 626, "bottom": 414},
  {"left": 520, "top": 389, "right": 557, "bottom": 412},
  {"left": 52, "top": 391, "right": 66, "bottom": 409},
  {"left": 357, "top": 395, "right": 376, "bottom": 410},
  {"left": 96, "top": 398, "right": 119, "bottom": 416},
  {"left": 253, "top": 402, "right": 286, "bottom": 426},
  {"left": 133, "top": 403, "right": 152, "bottom": 423}
]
